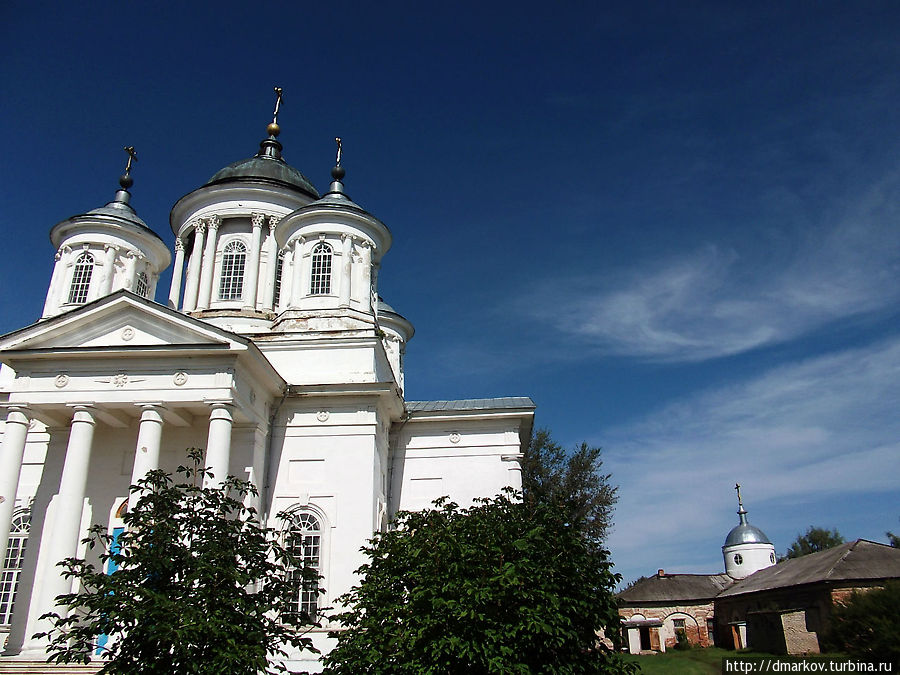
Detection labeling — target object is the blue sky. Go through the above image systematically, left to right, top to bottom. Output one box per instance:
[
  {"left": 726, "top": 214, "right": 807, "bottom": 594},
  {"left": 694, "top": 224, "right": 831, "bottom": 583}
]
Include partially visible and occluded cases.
[{"left": 2, "top": 2, "right": 898, "bottom": 585}]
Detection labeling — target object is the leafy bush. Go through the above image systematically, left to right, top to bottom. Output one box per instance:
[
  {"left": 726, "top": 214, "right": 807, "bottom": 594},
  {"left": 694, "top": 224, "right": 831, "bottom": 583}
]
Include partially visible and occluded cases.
[{"left": 823, "top": 581, "right": 900, "bottom": 662}]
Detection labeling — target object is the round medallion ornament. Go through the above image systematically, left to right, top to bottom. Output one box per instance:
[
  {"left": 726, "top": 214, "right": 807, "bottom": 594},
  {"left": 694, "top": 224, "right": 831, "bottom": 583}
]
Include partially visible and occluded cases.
[
  {"left": 121, "top": 327, "right": 135, "bottom": 341},
  {"left": 173, "top": 372, "right": 188, "bottom": 386},
  {"left": 55, "top": 374, "right": 70, "bottom": 388},
  {"left": 316, "top": 411, "right": 330, "bottom": 422},
  {"left": 449, "top": 432, "right": 461, "bottom": 444}
]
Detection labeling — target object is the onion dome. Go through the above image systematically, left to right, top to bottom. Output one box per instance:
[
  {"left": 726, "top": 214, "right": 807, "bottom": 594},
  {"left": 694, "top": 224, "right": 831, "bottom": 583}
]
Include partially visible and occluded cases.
[
  {"left": 204, "top": 121, "right": 319, "bottom": 199},
  {"left": 52, "top": 148, "right": 165, "bottom": 247},
  {"left": 723, "top": 484, "right": 772, "bottom": 547}
]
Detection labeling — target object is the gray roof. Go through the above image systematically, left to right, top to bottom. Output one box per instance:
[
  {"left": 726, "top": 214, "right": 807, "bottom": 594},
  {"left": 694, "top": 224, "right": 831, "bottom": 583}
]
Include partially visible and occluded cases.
[
  {"left": 206, "top": 155, "right": 319, "bottom": 198},
  {"left": 407, "top": 397, "right": 536, "bottom": 413},
  {"left": 718, "top": 539, "right": 900, "bottom": 598},
  {"left": 618, "top": 573, "right": 734, "bottom": 604}
]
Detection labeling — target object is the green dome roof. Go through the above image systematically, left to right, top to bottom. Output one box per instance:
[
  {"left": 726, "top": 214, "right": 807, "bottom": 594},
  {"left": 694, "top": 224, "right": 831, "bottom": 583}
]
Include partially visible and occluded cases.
[{"left": 205, "top": 137, "right": 319, "bottom": 199}]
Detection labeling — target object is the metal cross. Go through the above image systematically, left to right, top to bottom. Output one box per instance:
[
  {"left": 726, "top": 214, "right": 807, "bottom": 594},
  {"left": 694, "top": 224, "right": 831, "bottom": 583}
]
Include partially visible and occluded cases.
[
  {"left": 272, "top": 86, "right": 284, "bottom": 124},
  {"left": 335, "top": 137, "right": 342, "bottom": 166},
  {"left": 123, "top": 146, "right": 137, "bottom": 174},
  {"left": 735, "top": 483, "right": 744, "bottom": 509}
]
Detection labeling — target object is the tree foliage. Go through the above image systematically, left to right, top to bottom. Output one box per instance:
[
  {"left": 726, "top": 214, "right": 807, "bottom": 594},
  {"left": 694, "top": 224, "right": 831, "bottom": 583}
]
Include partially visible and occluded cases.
[
  {"left": 520, "top": 428, "right": 618, "bottom": 547},
  {"left": 36, "top": 450, "right": 321, "bottom": 675},
  {"left": 322, "top": 491, "right": 633, "bottom": 675},
  {"left": 784, "top": 526, "right": 845, "bottom": 559},
  {"left": 822, "top": 581, "right": 900, "bottom": 661}
]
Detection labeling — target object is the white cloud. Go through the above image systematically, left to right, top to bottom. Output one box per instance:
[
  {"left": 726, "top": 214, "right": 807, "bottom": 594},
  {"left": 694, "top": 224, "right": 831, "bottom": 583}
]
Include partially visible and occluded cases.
[
  {"left": 526, "top": 171, "right": 900, "bottom": 362},
  {"left": 603, "top": 337, "right": 900, "bottom": 580}
]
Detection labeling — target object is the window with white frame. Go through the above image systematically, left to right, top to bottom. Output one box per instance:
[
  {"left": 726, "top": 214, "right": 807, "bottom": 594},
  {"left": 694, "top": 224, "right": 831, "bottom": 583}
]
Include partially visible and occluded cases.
[
  {"left": 218, "top": 240, "right": 246, "bottom": 301},
  {"left": 309, "top": 243, "right": 332, "bottom": 295},
  {"left": 67, "top": 252, "right": 94, "bottom": 304},
  {"left": 135, "top": 271, "right": 149, "bottom": 298},
  {"left": 0, "top": 510, "right": 30, "bottom": 626},
  {"left": 284, "top": 511, "right": 321, "bottom": 624}
]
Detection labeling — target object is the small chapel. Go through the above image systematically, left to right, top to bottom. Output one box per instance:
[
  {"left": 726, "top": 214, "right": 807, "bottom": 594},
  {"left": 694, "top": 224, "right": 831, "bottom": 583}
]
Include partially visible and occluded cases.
[
  {"left": 0, "top": 92, "right": 534, "bottom": 672},
  {"left": 617, "top": 486, "right": 900, "bottom": 656}
]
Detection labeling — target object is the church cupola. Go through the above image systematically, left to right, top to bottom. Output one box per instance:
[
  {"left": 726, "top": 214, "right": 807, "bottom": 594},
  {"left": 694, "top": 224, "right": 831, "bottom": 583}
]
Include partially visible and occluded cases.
[
  {"left": 168, "top": 87, "right": 319, "bottom": 333},
  {"left": 272, "top": 138, "right": 393, "bottom": 334},
  {"left": 42, "top": 147, "right": 171, "bottom": 319},
  {"left": 722, "top": 483, "right": 777, "bottom": 579}
]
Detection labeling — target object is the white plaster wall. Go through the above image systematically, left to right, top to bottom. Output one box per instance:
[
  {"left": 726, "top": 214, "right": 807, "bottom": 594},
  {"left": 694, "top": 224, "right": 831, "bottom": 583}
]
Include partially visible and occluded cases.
[
  {"left": 391, "top": 420, "right": 524, "bottom": 515},
  {"left": 724, "top": 542, "right": 777, "bottom": 579}
]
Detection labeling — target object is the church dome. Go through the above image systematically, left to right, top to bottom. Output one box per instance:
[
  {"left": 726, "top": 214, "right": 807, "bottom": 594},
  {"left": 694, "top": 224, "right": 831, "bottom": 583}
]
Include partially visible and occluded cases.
[
  {"left": 205, "top": 137, "right": 319, "bottom": 200},
  {"left": 724, "top": 522, "right": 772, "bottom": 547}
]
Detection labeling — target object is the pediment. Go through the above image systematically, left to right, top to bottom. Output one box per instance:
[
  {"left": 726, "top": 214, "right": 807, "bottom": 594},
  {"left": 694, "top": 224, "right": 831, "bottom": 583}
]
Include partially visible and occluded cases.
[{"left": 0, "top": 292, "right": 244, "bottom": 353}]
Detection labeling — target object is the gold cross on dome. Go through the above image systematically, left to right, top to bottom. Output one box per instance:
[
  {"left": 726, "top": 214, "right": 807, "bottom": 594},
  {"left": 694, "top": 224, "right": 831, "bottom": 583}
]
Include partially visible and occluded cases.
[{"left": 335, "top": 137, "right": 342, "bottom": 166}]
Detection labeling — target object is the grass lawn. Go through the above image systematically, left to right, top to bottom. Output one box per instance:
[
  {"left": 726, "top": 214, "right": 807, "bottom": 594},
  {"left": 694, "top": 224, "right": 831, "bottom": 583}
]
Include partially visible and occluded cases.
[{"left": 622, "top": 648, "right": 847, "bottom": 674}]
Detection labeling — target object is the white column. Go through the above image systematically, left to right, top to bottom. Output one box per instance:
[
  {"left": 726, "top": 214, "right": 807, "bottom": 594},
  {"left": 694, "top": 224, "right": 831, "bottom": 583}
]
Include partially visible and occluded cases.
[
  {"left": 244, "top": 213, "right": 264, "bottom": 311},
  {"left": 197, "top": 215, "right": 220, "bottom": 310},
  {"left": 262, "top": 217, "right": 279, "bottom": 311},
  {"left": 182, "top": 221, "right": 205, "bottom": 312},
  {"left": 340, "top": 235, "right": 352, "bottom": 307},
  {"left": 290, "top": 237, "right": 304, "bottom": 306},
  {"left": 168, "top": 238, "right": 186, "bottom": 309},
  {"left": 361, "top": 242, "right": 373, "bottom": 313},
  {"left": 101, "top": 244, "right": 118, "bottom": 296},
  {"left": 42, "top": 251, "right": 64, "bottom": 318},
  {"left": 122, "top": 251, "right": 138, "bottom": 293},
  {"left": 279, "top": 251, "right": 293, "bottom": 312},
  {"left": 204, "top": 403, "right": 233, "bottom": 489},
  {"left": 129, "top": 405, "right": 165, "bottom": 490},
  {"left": 0, "top": 406, "right": 30, "bottom": 580},
  {"left": 37, "top": 406, "right": 97, "bottom": 626}
]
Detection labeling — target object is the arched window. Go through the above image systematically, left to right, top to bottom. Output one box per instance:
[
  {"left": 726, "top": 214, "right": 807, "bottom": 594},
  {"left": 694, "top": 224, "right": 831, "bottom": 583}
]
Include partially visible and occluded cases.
[
  {"left": 218, "top": 240, "right": 246, "bottom": 301},
  {"left": 309, "top": 243, "right": 332, "bottom": 295},
  {"left": 273, "top": 251, "right": 285, "bottom": 307},
  {"left": 67, "top": 252, "right": 94, "bottom": 304},
  {"left": 135, "top": 271, "right": 149, "bottom": 298},
  {"left": 0, "top": 510, "right": 30, "bottom": 626},
  {"left": 284, "top": 512, "right": 321, "bottom": 624}
]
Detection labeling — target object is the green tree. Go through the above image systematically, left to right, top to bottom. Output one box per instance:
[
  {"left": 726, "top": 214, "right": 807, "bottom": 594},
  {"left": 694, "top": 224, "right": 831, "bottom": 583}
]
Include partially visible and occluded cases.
[
  {"left": 520, "top": 429, "right": 618, "bottom": 547},
  {"left": 36, "top": 450, "right": 321, "bottom": 675},
  {"left": 322, "top": 492, "right": 633, "bottom": 675},
  {"left": 887, "top": 518, "right": 899, "bottom": 547},
  {"left": 784, "top": 526, "right": 845, "bottom": 559},
  {"left": 823, "top": 581, "right": 900, "bottom": 661}
]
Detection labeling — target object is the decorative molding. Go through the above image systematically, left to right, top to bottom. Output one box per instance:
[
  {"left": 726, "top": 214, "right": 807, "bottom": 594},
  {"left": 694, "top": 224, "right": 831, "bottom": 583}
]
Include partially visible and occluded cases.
[
  {"left": 121, "top": 326, "right": 135, "bottom": 341},
  {"left": 173, "top": 372, "right": 188, "bottom": 386},
  {"left": 54, "top": 374, "right": 69, "bottom": 388},
  {"left": 316, "top": 411, "right": 330, "bottom": 423},
  {"left": 449, "top": 432, "right": 461, "bottom": 444}
]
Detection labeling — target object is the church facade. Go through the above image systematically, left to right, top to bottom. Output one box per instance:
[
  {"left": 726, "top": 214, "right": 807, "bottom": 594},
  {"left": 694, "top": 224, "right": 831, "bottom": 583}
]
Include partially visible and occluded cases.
[{"left": 0, "top": 113, "right": 534, "bottom": 670}]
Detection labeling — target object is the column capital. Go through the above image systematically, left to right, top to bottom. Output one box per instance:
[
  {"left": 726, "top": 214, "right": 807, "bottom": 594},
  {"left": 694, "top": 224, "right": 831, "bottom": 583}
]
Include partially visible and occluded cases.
[
  {"left": 251, "top": 212, "right": 265, "bottom": 228},
  {"left": 206, "top": 214, "right": 221, "bottom": 230},
  {"left": 267, "top": 215, "right": 281, "bottom": 231},
  {"left": 192, "top": 218, "right": 206, "bottom": 235},
  {"left": 174, "top": 238, "right": 185, "bottom": 252},
  {"left": 1, "top": 403, "right": 32, "bottom": 415}
]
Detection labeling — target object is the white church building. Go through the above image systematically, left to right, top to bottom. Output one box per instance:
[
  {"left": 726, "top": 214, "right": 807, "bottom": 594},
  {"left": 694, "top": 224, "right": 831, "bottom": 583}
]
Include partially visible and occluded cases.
[{"left": 0, "top": 107, "right": 534, "bottom": 670}]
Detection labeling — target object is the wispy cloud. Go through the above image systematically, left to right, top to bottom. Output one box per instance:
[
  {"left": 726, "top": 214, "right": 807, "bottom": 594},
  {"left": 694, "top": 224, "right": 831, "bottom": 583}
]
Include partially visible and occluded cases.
[
  {"left": 525, "top": 171, "right": 900, "bottom": 362},
  {"left": 603, "top": 336, "right": 900, "bottom": 579}
]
